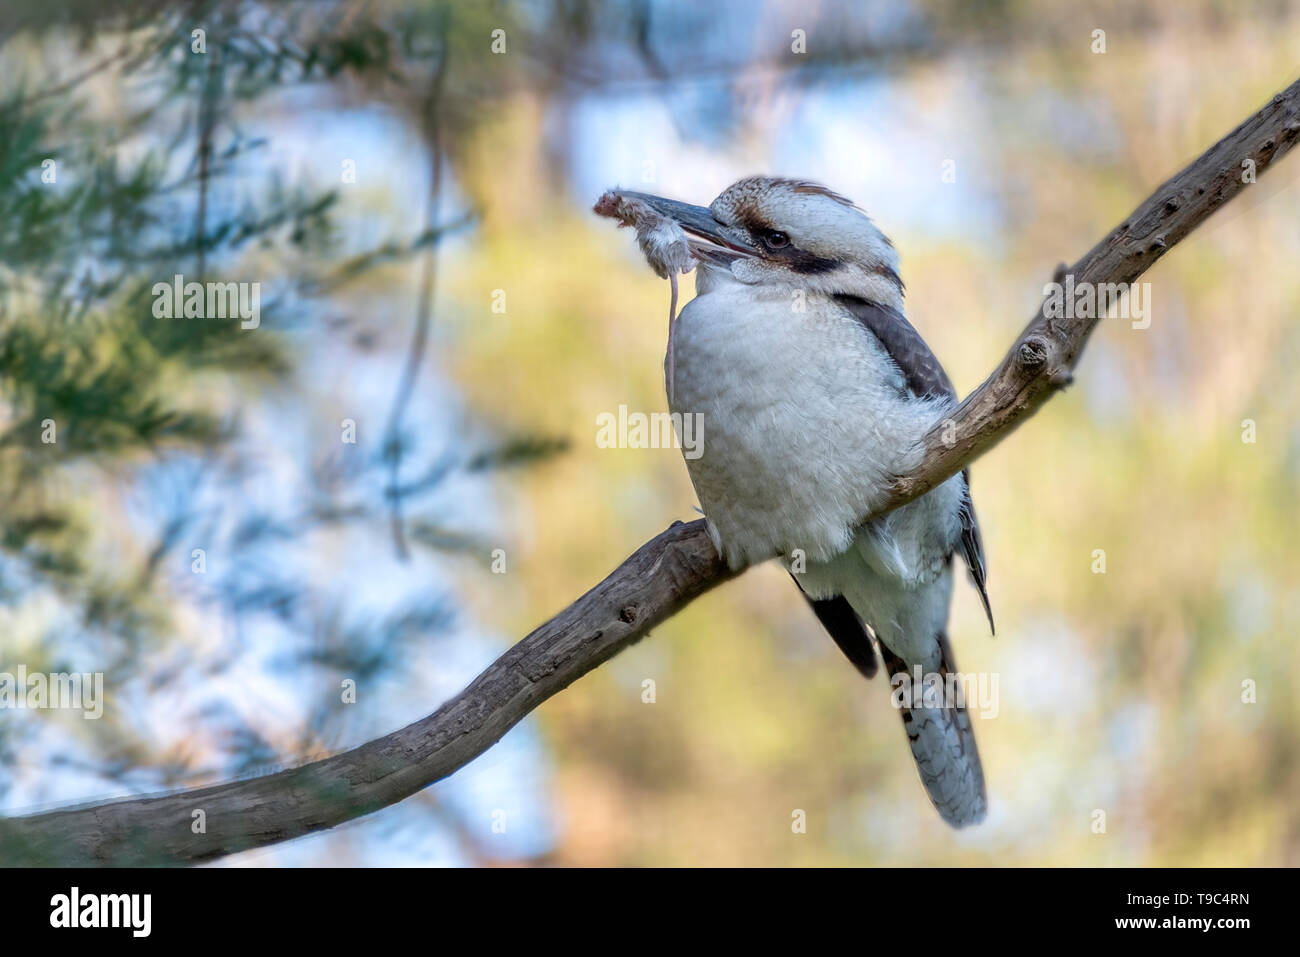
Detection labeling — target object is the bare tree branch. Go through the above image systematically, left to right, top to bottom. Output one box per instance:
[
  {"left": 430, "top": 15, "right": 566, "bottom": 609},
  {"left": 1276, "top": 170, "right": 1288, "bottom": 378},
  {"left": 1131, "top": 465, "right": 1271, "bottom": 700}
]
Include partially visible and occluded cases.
[
  {"left": 2, "top": 76, "right": 1297, "bottom": 867},
  {"left": 889, "top": 80, "right": 1300, "bottom": 508},
  {"left": 0, "top": 519, "right": 734, "bottom": 865}
]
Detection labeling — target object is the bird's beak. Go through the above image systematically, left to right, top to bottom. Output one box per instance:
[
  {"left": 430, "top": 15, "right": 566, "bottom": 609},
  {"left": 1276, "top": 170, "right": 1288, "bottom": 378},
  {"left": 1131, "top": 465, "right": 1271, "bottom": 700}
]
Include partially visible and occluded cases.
[{"left": 619, "top": 191, "right": 758, "bottom": 263}]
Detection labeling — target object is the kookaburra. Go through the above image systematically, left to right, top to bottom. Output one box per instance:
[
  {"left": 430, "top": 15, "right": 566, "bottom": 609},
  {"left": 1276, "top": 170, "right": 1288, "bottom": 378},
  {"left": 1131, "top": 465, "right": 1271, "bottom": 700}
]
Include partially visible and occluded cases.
[{"left": 597, "top": 177, "right": 994, "bottom": 827}]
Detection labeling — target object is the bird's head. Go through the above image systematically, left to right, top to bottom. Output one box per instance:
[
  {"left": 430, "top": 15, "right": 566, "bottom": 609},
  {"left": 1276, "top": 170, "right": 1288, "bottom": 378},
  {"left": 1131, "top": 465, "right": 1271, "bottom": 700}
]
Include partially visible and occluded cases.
[{"left": 620, "top": 176, "right": 903, "bottom": 307}]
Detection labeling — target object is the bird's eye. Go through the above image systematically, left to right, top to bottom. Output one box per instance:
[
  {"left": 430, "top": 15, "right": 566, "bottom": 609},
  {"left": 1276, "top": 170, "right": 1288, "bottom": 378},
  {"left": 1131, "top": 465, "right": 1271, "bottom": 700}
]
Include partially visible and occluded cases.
[{"left": 761, "top": 230, "right": 789, "bottom": 250}]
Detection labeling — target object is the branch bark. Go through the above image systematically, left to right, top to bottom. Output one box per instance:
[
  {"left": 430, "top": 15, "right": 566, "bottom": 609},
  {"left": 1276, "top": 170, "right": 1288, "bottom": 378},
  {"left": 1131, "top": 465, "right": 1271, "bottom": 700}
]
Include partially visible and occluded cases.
[{"left": 3, "top": 77, "right": 1298, "bottom": 867}]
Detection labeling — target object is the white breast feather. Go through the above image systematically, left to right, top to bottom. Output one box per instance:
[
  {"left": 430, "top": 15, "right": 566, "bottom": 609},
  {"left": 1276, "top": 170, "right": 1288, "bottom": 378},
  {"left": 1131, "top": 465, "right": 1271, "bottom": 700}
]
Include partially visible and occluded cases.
[{"left": 669, "top": 277, "right": 961, "bottom": 571}]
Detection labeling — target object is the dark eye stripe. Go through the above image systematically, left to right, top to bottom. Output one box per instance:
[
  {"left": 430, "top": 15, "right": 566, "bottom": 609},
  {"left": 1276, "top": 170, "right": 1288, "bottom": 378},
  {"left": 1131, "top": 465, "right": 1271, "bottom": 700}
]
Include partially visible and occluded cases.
[
  {"left": 739, "top": 211, "right": 840, "bottom": 273},
  {"left": 788, "top": 252, "right": 839, "bottom": 274}
]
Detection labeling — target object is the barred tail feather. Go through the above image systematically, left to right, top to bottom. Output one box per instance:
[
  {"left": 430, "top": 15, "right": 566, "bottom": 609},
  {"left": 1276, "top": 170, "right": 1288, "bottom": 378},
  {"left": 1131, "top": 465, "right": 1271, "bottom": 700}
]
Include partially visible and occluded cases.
[{"left": 878, "top": 634, "right": 987, "bottom": 828}]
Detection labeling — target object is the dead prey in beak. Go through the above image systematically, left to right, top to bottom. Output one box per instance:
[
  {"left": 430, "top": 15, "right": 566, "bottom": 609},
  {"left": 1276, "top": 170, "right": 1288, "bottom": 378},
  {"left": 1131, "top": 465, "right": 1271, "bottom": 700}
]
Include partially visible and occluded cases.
[
  {"left": 593, "top": 189, "right": 754, "bottom": 400},
  {"left": 593, "top": 190, "right": 695, "bottom": 400}
]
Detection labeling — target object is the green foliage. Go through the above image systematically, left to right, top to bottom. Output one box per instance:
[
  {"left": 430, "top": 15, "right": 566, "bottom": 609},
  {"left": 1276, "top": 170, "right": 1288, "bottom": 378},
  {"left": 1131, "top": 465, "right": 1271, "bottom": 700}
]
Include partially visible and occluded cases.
[{"left": 0, "top": 0, "right": 565, "bottom": 820}]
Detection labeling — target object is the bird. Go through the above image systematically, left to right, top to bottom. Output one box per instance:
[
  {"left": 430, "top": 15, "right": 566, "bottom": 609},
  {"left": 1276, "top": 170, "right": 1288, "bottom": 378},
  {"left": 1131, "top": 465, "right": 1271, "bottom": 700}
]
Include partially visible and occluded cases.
[{"left": 600, "top": 177, "right": 994, "bottom": 827}]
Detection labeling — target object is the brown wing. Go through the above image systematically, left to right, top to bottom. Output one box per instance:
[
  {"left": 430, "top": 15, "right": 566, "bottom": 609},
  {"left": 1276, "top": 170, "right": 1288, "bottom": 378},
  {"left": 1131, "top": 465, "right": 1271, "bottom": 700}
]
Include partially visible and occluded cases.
[
  {"left": 833, "top": 294, "right": 956, "bottom": 401},
  {"left": 834, "top": 295, "right": 993, "bottom": 634},
  {"left": 957, "top": 476, "right": 994, "bottom": 634},
  {"left": 791, "top": 574, "right": 877, "bottom": 680}
]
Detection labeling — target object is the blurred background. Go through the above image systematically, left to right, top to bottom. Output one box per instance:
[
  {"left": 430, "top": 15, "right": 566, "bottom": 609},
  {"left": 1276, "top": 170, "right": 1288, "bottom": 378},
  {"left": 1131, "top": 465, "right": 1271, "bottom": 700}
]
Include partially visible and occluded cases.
[{"left": 0, "top": 0, "right": 1297, "bottom": 866}]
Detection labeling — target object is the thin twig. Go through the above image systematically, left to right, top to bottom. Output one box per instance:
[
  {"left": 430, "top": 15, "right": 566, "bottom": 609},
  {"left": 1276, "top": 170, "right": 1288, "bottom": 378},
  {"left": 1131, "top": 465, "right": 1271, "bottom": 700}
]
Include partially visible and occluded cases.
[
  {"left": 383, "top": 16, "right": 450, "bottom": 561},
  {"left": 194, "top": 31, "right": 221, "bottom": 279}
]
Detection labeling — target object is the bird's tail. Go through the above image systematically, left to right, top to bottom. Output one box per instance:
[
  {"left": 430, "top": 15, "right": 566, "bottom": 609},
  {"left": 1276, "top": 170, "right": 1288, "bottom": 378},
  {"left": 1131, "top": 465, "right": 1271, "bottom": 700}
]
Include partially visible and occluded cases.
[{"left": 877, "top": 632, "right": 987, "bottom": 827}]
